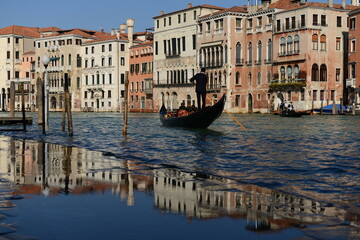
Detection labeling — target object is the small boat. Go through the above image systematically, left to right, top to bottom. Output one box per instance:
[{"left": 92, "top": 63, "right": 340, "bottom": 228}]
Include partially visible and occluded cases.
[
  {"left": 159, "top": 94, "right": 226, "bottom": 128},
  {"left": 280, "top": 110, "right": 305, "bottom": 117}
]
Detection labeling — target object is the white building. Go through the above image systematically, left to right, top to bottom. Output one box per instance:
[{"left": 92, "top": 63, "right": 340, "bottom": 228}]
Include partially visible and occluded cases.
[{"left": 152, "top": 4, "right": 224, "bottom": 110}]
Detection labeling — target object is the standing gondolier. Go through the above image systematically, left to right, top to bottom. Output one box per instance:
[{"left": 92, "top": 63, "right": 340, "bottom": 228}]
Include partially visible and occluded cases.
[{"left": 190, "top": 67, "right": 208, "bottom": 110}]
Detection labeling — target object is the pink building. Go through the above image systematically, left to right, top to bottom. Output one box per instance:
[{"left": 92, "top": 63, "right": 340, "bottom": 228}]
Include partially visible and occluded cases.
[
  {"left": 348, "top": 8, "right": 360, "bottom": 107},
  {"left": 129, "top": 40, "right": 155, "bottom": 112}
]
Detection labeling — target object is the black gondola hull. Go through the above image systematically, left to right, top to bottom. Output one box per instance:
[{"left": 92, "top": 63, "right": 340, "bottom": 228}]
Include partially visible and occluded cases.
[{"left": 160, "top": 95, "right": 226, "bottom": 128}]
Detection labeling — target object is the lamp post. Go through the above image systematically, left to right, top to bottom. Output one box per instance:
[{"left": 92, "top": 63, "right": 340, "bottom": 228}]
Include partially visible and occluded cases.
[{"left": 42, "top": 55, "right": 50, "bottom": 128}]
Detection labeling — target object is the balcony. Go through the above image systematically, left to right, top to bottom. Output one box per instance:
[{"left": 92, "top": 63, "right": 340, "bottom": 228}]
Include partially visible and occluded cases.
[
  {"left": 265, "top": 23, "right": 272, "bottom": 31},
  {"left": 246, "top": 27, "right": 253, "bottom": 34},
  {"left": 165, "top": 51, "right": 180, "bottom": 58},
  {"left": 235, "top": 58, "right": 244, "bottom": 66},
  {"left": 264, "top": 59, "right": 273, "bottom": 64},
  {"left": 246, "top": 60, "right": 253, "bottom": 66},
  {"left": 255, "top": 60, "right": 262, "bottom": 65},
  {"left": 48, "top": 66, "right": 65, "bottom": 72},
  {"left": 346, "top": 78, "right": 356, "bottom": 88}
]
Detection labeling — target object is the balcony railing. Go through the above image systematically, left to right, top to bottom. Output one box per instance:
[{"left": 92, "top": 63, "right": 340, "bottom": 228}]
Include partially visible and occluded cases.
[
  {"left": 165, "top": 51, "right": 180, "bottom": 58},
  {"left": 235, "top": 58, "right": 244, "bottom": 66},
  {"left": 346, "top": 78, "right": 356, "bottom": 87}
]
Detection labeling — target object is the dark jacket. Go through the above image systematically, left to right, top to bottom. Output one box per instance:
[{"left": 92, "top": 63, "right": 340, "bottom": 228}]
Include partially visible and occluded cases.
[{"left": 190, "top": 72, "right": 207, "bottom": 93}]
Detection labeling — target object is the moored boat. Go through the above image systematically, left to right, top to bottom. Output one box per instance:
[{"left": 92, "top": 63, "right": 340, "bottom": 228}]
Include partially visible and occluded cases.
[{"left": 159, "top": 94, "right": 226, "bottom": 128}]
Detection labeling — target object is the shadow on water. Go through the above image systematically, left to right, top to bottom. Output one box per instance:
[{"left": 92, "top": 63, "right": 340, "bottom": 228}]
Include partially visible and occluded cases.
[{"left": 0, "top": 136, "right": 359, "bottom": 239}]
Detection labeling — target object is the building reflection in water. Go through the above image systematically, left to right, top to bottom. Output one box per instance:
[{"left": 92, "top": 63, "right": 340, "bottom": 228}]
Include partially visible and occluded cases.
[{"left": 0, "top": 137, "right": 359, "bottom": 237}]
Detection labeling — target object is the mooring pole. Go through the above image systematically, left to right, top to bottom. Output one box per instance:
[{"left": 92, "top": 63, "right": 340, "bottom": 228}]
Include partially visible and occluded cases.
[
  {"left": 123, "top": 71, "right": 129, "bottom": 136},
  {"left": 64, "top": 73, "right": 73, "bottom": 136},
  {"left": 9, "top": 81, "right": 15, "bottom": 118},
  {"left": 21, "top": 83, "right": 26, "bottom": 131}
]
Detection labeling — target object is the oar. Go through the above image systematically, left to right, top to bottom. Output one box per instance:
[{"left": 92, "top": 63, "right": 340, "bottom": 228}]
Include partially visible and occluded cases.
[{"left": 207, "top": 95, "right": 246, "bottom": 130}]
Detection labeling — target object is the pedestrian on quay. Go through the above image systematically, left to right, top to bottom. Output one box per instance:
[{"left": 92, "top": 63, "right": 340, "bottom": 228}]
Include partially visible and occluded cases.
[{"left": 190, "top": 67, "right": 208, "bottom": 110}]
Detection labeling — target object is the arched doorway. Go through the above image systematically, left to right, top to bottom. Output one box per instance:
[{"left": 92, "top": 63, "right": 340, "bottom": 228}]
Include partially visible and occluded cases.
[
  {"left": 171, "top": 92, "right": 178, "bottom": 109},
  {"left": 248, "top": 93, "right": 253, "bottom": 113},
  {"left": 50, "top": 96, "right": 57, "bottom": 110}
]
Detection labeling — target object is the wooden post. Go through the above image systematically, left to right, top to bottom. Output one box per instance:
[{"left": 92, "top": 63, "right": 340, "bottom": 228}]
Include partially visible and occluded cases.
[
  {"left": 123, "top": 71, "right": 129, "bottom": 136},
  {"left": 63, "top": 73, "right": 73, "bottom": 136},
  {"left": 37, "top": 78, "right": 44, "bottom": 125},
  {"left": 9, "top": 81, "right": 15, "bottom": 117},
  {"left": 21, "top": 83, "right": 26, "bottom": 131},
  {"left": 340, "top": 98, "right": 344, "bottom": 114},
  {"left": 332, "top": 99, "right": 336, "bottom": 115},
  {"left": 311, "top": 100, "right": 314, "bottom": 113},
  {"left": 320, "top": 100, "right": 323, "bottom": 115}
]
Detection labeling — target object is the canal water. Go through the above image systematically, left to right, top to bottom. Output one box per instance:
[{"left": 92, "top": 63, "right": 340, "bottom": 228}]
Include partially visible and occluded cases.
[{"left": 0, "top": 112, "right": 358, "bottom": 239}]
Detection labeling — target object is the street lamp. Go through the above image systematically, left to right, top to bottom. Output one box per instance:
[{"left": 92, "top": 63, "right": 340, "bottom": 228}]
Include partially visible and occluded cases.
[{"left": 42, "top": 55, "right": 50, "bottom": 127}]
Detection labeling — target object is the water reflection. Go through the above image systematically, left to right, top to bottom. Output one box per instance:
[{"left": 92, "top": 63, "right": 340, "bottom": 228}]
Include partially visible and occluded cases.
[{"left": 0, "top": 136, "right": 359, "bottom": 238}]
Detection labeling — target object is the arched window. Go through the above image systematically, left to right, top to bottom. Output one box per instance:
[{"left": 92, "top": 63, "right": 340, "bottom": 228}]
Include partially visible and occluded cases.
[
  {"left": 312, "top": 34, "right": 318, "bottom": 50},
  {"left": 320, "top": 34, "right": 326, "bottom": 51},
  {"left": 294, "top": 35, "right": 300, "bottom": 54},
  {"left": 287, "top": 36, "right": 293, "bottom": 54},
  {"left": 280, "top": 37, "right": 286, "bottom": 55},
  {"left": 267, "top": 39, "right": 272, "bottom": 62},
  {"left": 257, "top": 41, "right": 262, "bottom": 62},
  {"left": 236, "top": 42, "right": 242, "bottom": 64},
  {"left": 248, "top": 42, "right": 252, "bottom": 63},
  {"left": 68, "top": 54, "right": 72, "bottom": 65},
  {"left": 61, "top": 55, "right": 64, "bottom": 66},
  {"left": 312, "top": 64, "right": 319, "bottom": 81},
  {"left": 320, "top": 64, "right": 327, "bottom": 81},
  {"left": 287, "top": 65, "right": 293, "bottom": 79},
  {"left": 294, "top": 65, "right": 300, "bottom": 79},
  {"left": 280, "top": 66, "right": 285, "bottom": 80},
  {"left": 235, "top": 71, "right": 241, "bottom": 85},
  {"left": 257, "top": 72, "right": 261, "bottom": 85}
]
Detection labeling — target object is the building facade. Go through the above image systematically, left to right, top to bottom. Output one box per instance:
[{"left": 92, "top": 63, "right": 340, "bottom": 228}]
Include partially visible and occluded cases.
[
  {"left": 153, "top": 4, "right": 224, "bottom": 111},
  {"left": 348, "top": 8, "right": 360, "bottom": 107},
  {"left": 129, "top": 40, "right": 155, "bottom": 112}
]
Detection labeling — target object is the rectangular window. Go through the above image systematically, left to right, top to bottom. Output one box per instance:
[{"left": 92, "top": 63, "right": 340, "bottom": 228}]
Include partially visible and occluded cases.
[
  {"left": 193, "top": 11, "right": 197, "bottom": 20},
  {"left": 183, "top": 13, "right": 186, "bottom": 22},
  {"left": 178, "top": 14, "right": 181, "bottom": 23},
  {"left": 313, "top": 14, "right": 318, "bottom": 26},
  {"left": 301, "top": 15, "right": 306, "bottom": 27},
  {"left": 321, "top": 15, "right": 326, "bottom": 26},
  {"left": 291, "top": 16, "right": 296, "bottom": 29},
  {"left": 337, "top": 16, "right": 342, "bottom": 27},
  {"left": 169, "top": 17, "right": 171, "bottom": 26},
  {"left": 350, "top": 17, "right": 356, "bottom": 30},
  {"left": 163, "top": 18, "right": 166, "bottom": 27},
  {"left": 236, "top": 18, "right": 242, "bottom": 29},
  {"left": 285, "top": 18, "right": 290, "bottom": 29},
  {"left": 276, "top": 19, "right": 281, "bottom": 31},
  {"left": 156, "top": 20, "right": 159, "bottom": 28},
  {"left": 192, "top": 34, "right": 196, "bottom": 50},
  {"left": 182, "top": 36, "right": 186, "bottom": 51},
  {"left": 336, "top": 37, "right": 341, "bottom": 50},
  {"left": 7, "top": 38, "right": 10, "bottom": 44},
  {"left": 351, "top": 39, "right": 356, "bottom": 52},
  {"left": 155, "top": 41, "right": 158, "bottom": 55},
  {"left": 109, "top": 44, "right": 112, "bottom": 51},
  {"left": 121, "top": 44, "right": 125, "bottom": 51},
  {"left": 102, "top": 45, "right": 105, "bottom": 52},
  {"left": 85, "top": 47, "right": 88, "bottom": 54},
  {"left": 7, "top": 51, "right": 10, "bottom": 59},
  {"left": 120, "top": 57, "right": 125, "bottom": 66},
  {"left": 336, "top": 68, "right": 340, "bottom": 82},
  {"left": 7, "top": 71, "right": 10, "bottom": 80},
  {"left": 121, "top": 73, "right": 125, "bottom": 84},
  {"left": 109, "top": 74, "right": 112, "bottom": 84},
  {"left": 86, "top": 75, "right": 88, "bottom": 85},
  {"left": 77, "top": 77, "right": 80, "bottom": 89},
  {"left": 313, "top": 90, "right": 318, "bottom": 101},
  {"left": 320, "top": 90, "right": 325, "bottom": 101},
  {"left": 330, "top": 90, "right": 335, "bottom": 101},
  {"left": 235, "top": 95, "right": 240, "bottom": 107}
]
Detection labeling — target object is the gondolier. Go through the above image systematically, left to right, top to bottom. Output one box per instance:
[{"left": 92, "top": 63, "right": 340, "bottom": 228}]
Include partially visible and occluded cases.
[{"left": 190, "top": 68, "right": 208, "bottom": 110}]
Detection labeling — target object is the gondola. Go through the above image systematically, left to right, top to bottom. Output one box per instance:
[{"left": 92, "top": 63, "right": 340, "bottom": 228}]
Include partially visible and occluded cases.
[
  {"left": 159, "top": 94, "right": 226, "bottom": 128},
  {"left": 280, "top": 110, "right": 306, "bottom": 117}
]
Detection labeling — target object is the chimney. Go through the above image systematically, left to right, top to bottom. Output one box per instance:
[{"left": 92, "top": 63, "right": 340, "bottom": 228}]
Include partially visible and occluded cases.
[
  {"left": 329, "top": 0, "right": 333, "bottom": 8},
  {"left": 342, "top": 0, "right": 346, "bottom": 9},
  {"left": 188, "top": 3, "right": 192, "bottom": 8},
  {"left": 160, "top": 10, "right": 164, "bottom": 15},
  {"left": 127, "top": 19, "right": 135, "bottom": 47},
  {"left": 120, "top": 24, "right": 126, "bottom": 33},
  {"left": 111, "top": 28, "right": 115, "bottom": 35},
  {"left": 116, "top": 29, "right": 120, "bottom": 39}
]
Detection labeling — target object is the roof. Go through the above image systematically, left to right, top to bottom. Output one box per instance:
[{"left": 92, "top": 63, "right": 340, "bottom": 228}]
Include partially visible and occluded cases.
[
  {"left": 270, "top": 0, "right": 360, "bottom": 11},
  {"left": 153, "top": 4, "right": 225, "bottom": 18},
  {"left": 200, "top": 6, "right": 248, "bottom": 19},
  {"left": 0, "top": 25, "right": 40, "bottom": 38},
  {"left": 40, "top": 26, "right": 62, "bottom": 32},
  {"left": 42, "top": 28, "right": 108, "bottom": 39},
  {"left": 130, "top": 41, "right": 154, "bottom": 49},
  {"left": 22, "top": 51, "right": 35, "bottom": 55}
]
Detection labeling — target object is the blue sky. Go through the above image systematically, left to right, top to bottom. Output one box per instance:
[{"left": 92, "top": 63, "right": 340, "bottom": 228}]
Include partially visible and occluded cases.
[{"left": 0, "top": 0, "right": 350, "bottom": 33}]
